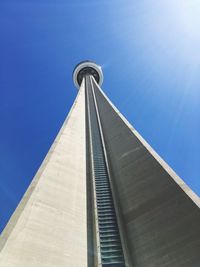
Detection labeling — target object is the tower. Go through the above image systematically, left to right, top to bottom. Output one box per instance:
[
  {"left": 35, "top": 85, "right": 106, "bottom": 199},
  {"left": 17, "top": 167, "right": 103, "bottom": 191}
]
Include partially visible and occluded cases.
[{"left": 0, "top": 61, "right": 200, "bottom": 266}]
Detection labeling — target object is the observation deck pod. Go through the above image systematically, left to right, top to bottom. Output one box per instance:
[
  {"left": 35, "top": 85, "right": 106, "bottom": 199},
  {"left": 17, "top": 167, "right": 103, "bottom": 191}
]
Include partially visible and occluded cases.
[{"left": 73, "top": 60, "right": 103, "bottom": 89}]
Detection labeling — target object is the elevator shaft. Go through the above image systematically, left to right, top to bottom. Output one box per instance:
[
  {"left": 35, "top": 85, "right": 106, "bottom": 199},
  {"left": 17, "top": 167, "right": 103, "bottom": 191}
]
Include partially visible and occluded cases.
[{"left": 86, "top": 76, "right": 125, "bottom": 267}]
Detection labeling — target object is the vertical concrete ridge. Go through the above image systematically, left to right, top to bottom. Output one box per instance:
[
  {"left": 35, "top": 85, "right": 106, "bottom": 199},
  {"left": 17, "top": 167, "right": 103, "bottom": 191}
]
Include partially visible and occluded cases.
[
  {"left": 92, "top": 79, "right": 200, "bottom": 266},
  {"left": 93, "top": 80, "right": 200, "bottom": 207},
  {"left": 0, "top": 81, "right": 87, "bottom": 267},
  {"left": 0, "top": 89, "right": 82, "bottom": 250}
]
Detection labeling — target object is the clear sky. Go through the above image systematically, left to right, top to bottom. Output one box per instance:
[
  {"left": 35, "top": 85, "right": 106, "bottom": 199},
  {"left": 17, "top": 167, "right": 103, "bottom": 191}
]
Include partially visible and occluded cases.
[{"left": 0, "top": 0, "right": 200, "bottom": 232}]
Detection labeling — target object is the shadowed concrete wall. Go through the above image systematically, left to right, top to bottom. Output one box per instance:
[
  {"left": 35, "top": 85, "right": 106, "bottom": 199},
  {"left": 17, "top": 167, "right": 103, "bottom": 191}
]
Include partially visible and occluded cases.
[
  {"left": 93, "top": 79, "right": 200, "bottom": 267},
  {"left": 0, "top": 83, "right": 87, "bottom": 267}
]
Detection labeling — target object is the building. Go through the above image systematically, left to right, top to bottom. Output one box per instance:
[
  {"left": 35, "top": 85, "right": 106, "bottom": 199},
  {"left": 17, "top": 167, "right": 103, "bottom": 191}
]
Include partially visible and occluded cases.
[{"left": 0, "top": 61, "right": 200, "bottom": 266}]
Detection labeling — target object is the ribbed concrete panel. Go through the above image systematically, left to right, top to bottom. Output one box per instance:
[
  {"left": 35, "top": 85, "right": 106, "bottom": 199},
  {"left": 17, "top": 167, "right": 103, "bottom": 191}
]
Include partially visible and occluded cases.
[
  {"left": 92, "top": 78, "right": 200, "bottom": 267},
  {"left": 0, "top": 82, "right": 87, "bottom": 267}
]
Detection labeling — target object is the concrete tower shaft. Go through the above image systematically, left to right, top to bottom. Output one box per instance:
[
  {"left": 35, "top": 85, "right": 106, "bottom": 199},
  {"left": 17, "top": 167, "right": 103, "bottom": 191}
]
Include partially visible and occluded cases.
[{"left": 0, "top": 61, "right": 200, "bottom": 267}]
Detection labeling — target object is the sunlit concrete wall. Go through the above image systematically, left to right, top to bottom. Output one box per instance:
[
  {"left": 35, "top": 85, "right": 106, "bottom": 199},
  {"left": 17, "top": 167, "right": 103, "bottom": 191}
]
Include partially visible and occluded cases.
[
  {"left": 93, "top": 80, "right": 200, "bottom": 267},
  {"left": 0, "top": 82, "right": 87, "bottom": 267}
]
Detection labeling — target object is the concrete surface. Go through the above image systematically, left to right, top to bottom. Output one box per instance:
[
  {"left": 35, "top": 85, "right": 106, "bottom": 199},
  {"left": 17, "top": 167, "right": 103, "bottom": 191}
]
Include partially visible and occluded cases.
[
  {"left": 92, "top": 78, "right": 200, "bottom": 267},
  {"left": 0, "top": 81, "right": 87, "bottom": 267}
]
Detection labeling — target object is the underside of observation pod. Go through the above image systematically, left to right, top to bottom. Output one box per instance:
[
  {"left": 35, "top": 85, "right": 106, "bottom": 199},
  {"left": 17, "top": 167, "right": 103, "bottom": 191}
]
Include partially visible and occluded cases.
[{"left": 73, "top": 61, "right": 103, "bottom": 89}]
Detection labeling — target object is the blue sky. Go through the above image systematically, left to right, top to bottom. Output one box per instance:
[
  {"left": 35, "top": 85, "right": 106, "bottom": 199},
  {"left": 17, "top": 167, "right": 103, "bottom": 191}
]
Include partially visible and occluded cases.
[{"left": 0, "top": 0, "right": 200, "bottom": 232}]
